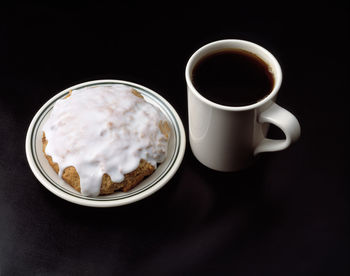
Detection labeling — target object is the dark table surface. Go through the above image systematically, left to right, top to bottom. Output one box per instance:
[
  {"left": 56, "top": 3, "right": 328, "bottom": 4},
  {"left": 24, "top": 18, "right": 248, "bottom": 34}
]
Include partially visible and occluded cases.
[{"left": 0, "top": 2, "right": 348, "bottom": 275}]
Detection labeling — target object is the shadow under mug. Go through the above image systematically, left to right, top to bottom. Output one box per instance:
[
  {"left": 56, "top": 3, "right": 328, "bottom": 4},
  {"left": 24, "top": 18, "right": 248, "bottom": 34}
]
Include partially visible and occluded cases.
[{"left": 185, "top": 39, "right": 301, "bottom": 171}]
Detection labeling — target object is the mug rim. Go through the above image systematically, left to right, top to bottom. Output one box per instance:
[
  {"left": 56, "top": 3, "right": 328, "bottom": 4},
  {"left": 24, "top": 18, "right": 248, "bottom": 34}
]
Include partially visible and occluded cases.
[{"left": 185, "top": 39, "right": 282, "bottom": 111}]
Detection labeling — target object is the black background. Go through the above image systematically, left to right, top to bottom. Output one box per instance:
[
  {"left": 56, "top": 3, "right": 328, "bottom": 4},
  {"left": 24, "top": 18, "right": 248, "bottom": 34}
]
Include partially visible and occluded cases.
[{"left": 0, "top": 1, "right": 349, "bottom": 275}]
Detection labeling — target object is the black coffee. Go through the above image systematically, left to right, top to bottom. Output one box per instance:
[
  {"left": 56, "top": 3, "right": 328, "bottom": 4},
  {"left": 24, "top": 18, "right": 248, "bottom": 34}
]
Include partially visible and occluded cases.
[{"left": 192, "top": 49, "right": 274, "bottom": 106}]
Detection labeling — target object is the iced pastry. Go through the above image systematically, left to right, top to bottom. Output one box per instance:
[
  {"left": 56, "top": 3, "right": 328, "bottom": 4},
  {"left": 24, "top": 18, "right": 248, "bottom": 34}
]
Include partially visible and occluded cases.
[{"left": 42, "top": 84, "right": 170, "bottom": 197}]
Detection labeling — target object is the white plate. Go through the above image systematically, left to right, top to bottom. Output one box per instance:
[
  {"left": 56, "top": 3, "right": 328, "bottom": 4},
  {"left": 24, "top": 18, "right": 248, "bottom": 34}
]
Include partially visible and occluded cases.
[{"left": 25, "top": 80, "right": 186, "bottom": 207}]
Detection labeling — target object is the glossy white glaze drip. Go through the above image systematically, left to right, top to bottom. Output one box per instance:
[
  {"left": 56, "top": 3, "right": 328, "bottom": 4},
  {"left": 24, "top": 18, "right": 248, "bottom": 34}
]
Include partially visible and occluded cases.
[{"left": 43, "top": 84, "right": 169, "bottom": 196}]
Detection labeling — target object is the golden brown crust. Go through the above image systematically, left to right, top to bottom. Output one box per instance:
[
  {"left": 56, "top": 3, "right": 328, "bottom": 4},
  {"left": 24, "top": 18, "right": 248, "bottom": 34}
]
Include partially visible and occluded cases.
[
  {"left": 131, "top": 88, "right": 143, "bottom": 98},
  {"left": 131, "top": 88, "right": 170, "bottom": 139},
  {"left": 63, "top": 90, "right": 73, "bottom": 99},
  {"left": 159, "top": 121, "right": 171, "bottom": 139},
  {"left": 42, "top": 133, "right": 155, "bottom": 195}
]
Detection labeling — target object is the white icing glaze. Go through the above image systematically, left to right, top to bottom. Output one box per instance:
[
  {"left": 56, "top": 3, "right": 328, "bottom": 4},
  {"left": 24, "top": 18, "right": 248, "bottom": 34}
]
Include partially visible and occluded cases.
[{"left": 43, "top": 84, "right": 169, "bottom": 196}]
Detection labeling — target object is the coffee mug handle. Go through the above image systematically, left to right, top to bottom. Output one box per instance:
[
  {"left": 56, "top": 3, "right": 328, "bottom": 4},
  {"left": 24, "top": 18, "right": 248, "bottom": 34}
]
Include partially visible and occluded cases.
[{"left": 254, "top": 102, "right": 301, "bottom": 155}]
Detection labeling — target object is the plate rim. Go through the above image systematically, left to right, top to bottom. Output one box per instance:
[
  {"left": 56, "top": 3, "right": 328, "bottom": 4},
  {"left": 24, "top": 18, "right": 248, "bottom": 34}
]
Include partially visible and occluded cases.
[{"left": 25, "top": 79, "right": 186, "bottom": 207}]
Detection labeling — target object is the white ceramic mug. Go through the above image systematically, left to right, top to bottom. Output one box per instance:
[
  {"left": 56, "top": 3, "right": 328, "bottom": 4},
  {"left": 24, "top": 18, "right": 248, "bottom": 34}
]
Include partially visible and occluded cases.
[{"left": 185, "top": 39, "right": 301, "bottom": 171}]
